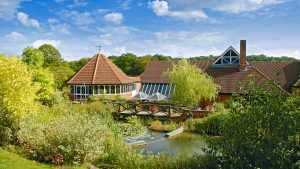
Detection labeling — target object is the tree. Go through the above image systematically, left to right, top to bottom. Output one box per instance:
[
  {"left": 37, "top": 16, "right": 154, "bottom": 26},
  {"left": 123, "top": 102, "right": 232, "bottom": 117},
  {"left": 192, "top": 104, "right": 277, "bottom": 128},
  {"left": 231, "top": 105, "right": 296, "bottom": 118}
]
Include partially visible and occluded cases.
[
  {"left": 38, "top": 44, "right": 62, "bottom": 66},
  {"left": 22, "top": 47, "right": 44, "bottom": 68},
  {"left": 22, "top": 48, "right": 55, "bottom": 105},
  {"left": 113, "top": 53, "right": 138, "bottom": 76},
  {"left": 0, "top": 54, "right": 36, "bottom": 144},
  {"left": 153, "top": 54, "right": 172, "bottom": 61},
  {"left": 135, "top": 55, "right": 154, "bottom": 75},
  {"left": 69, "top": 57, "right": 90, "bottom": 72},
  {"left": 165, "top": 59, "right": 219, "bottom": 109},
  {"left": 48, "top": 61, "right": 74, "bottom": 89},
  {"left": 210, "top": 85, "right": 300, "bottom": 168}
]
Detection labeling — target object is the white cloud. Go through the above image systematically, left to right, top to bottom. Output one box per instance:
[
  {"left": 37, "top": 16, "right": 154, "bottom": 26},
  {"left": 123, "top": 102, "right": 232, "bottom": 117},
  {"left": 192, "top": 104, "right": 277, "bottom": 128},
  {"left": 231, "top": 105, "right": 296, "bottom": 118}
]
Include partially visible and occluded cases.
[
  {"left": 0, "top": 0, "right": 24, "bottom": 20},
  {"left": 67, "top": 0, "right": 88, "bottom": 8},
  {"left": 120, "top": 0, "right": 133, "bottom": 9},
  {"left": 150, "top": 0, "right": 207, "bottom": 21},
  {"left": 168, "top": 0, "right": 287, "bottom": 13},
  {"left": 216, "top": 0, "right": 286, "bottom": 13},
  {"left": 58, "top": 10, "right": 94, "bottom": 26},
  {"left": 17, "top": 12, "right": 40, "bottom": 29},
  {"left": 104, "top": 12, "right": 123, "bottom": 24},
  {"left": 48, "top": 18, "right": 58, "bottom": 23},
  {"left": 50, "top": 24, "right": 71, "bottom": 34},
  {"left": 5, "top": 31, "right": 25, "bottom": 41},
  {"left": 32, "top": 40, "right": 62, "bottom": 48}
]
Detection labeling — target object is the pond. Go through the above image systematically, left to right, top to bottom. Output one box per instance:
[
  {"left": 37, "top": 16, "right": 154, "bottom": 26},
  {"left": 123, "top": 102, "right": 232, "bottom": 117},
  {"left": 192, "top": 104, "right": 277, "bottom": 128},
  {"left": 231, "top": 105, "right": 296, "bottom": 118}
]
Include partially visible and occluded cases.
[{"left": 125, "top": 131, "right": 207, "bottom": 156}]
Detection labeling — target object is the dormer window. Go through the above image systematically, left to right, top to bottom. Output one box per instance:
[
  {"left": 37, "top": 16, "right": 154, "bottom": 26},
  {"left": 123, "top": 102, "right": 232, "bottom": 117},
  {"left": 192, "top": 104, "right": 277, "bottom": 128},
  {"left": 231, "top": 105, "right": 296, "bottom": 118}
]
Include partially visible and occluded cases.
[{"left": 213, "top": 46, "right": 240, "bottom": 66}]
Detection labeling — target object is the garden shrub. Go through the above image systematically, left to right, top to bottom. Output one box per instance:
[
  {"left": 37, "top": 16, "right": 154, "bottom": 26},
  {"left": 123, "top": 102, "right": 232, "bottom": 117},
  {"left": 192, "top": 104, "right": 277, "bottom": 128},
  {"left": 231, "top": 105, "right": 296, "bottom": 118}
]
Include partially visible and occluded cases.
[
  {"left": 210, "top": 87, "right": 300, "bottom": 169},
  {"left": 18, "top": 103, "right": 115, "bottom": 165},
  {"left": 185, "top": 103, "right": 227, "bottom": 135},
  {"left": 127, "top": 115, "right": 142, "bottom": 125},
  {"left": 149, "top": 120, "right": 165, "bottom": 132},
  {"left": 164, "top": 121, "right": 180, "bottom": 132},
  {"left": 116, "top": 123, "right": 145, "bottom": 137}
]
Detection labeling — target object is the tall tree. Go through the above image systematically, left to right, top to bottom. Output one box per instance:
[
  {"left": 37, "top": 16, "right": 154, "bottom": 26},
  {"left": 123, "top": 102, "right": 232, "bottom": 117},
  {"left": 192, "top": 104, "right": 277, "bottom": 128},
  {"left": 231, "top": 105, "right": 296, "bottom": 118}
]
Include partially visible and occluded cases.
[
  {"left": 38, "top": 44, "right": 62, "bottom": 67},
  {"left": 22, "top": 47, "right": 55, "bottom": 105},
  {"left": 113, "top": 53, "right": 138, "bottom": 76},
  {"left": 0, "top": 54, "right": 36, "bottom": 144},
  {"left": 135, "top": 55, "right": 154, "bottom": 75},
  {"left": 69, "top": 57, "right": 90, "bottom": 72},
  {"left": 165, "top": 59, "right": 219, "bottom": 109},
  {"left": 48, "top": 60, "right": 74, "bottom": 89}
]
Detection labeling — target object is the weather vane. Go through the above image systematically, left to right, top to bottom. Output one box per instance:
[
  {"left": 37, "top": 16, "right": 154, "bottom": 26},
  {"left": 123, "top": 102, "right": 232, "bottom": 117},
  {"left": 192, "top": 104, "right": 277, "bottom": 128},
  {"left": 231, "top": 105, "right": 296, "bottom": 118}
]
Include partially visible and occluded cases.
[{"left": 96, "top": 43, "right": 102, "bottom": 54}]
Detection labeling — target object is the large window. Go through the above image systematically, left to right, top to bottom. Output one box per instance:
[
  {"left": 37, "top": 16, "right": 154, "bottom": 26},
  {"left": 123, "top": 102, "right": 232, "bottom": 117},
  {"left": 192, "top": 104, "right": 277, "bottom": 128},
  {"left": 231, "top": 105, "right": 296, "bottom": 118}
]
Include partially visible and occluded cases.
[
  {"left": 213, "top": 47, "right": 240, "bottom": 66},
  {"left": 70, "top": 83, "right": 136, "bottom": 100},
  {"left": 141, "top": 83, "right": 175, "bottom": 98}
]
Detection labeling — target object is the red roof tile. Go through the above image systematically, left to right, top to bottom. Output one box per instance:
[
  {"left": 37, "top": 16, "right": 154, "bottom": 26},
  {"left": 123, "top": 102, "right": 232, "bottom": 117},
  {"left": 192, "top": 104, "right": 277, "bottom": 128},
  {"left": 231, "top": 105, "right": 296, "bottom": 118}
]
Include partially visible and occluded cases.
[
  {"left": 67, "top": 54, "right": 137, "bottom": 84},
  {"left": 140, "top": 60, "right": 299, "bottom": 93},
  {"left": 250, "top": 61, "right": 300, "bottom": 91}
]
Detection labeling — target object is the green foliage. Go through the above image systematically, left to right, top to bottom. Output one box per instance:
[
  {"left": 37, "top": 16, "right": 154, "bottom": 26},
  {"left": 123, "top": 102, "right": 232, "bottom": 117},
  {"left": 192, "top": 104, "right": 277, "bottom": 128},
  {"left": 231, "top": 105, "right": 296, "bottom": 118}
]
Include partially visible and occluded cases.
[
  {"left": 38, "top": 44, "right": 62, "bottom": 67},
  {"left": 22, "top": 47, "right": 44, "bottom": 68},
  {"left": 22, "top": 48, "right": 55, "bottom": 105},
  {"left": 113, "top": 53, "right": 139, "bottom": 76},
  {"left": 152, "top": 54, "right": 172, "bottom": 61},
  {"left": 247, "top": 54, "right": 298, "bottom": 62},
  {"left": 0, "top": 55, "right": 35, "bottom": 119},
  {"left": 0, "top": 55, "right": 36, "bottom": 145},
  {"left": 135, "top": 55, "right": 154, "bottom": 75},
  {"left": 69, "top": 57, "right": 90, "bottom": 72},
  {"left": 165, "top": 59, "right": 219, "bottom": 109},
  {"left": 48, "top": 61, "right": 74, "bottom": 89},
  {"left": 31, "top": 69, "right": 55, "bottom": 105},
  {"left": 210, "top": 86, "right": 300, "bottom": 168},
  {"left": 88, "top": 95, "right": 98, "bottom": 101},
  {"left": 18, "top": 103, "right": 114, "bottom": 165},
  {"left": 185, "top": 103, "right": 228, "bottom": 135},
  {"left": 127, "top": 115, "right": 142, "bottom": 125},
  {"left": 148, "top": 120, "right": 179, "bottom": 132},
  {"left": 149, "top": 120, "right": 165, "bottom": 132},
  {"left": 163, "top": 121, "right": 180, "bottom": 132},
  {"left": 116, "top": 123, "right": 145, "bottom": 137},
  {"left": 99, "top": 139, "right": 218, "bottom": 169}
]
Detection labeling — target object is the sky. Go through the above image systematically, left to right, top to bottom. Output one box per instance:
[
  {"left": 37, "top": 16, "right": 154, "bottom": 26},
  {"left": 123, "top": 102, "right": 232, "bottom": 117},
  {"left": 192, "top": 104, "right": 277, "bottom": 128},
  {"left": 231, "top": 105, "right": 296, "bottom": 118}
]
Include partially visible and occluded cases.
[{"left": 0, "top": 0, "right": 300, "bottom": 61}]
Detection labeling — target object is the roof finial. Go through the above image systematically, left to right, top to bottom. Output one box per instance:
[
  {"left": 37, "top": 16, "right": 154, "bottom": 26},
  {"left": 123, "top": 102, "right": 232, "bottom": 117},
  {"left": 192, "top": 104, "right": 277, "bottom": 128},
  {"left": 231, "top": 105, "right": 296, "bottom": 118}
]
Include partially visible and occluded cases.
[{"left": 96, "top": 42, "right": 102, "bottom": 54}]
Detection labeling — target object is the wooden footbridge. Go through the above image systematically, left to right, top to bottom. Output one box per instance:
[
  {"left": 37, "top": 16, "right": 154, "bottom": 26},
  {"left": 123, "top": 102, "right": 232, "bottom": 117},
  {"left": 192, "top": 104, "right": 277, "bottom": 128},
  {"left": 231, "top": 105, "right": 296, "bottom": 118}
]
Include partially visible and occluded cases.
[{"left": 100, "top": 99, "right": 211, "bottom": 122}]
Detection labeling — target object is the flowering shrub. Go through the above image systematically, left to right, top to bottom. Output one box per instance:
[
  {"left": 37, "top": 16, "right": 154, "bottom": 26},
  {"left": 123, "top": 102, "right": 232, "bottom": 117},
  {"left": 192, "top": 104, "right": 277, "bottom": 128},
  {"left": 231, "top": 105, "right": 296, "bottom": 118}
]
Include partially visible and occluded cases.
[{"left": 18, "top": 103, "right": 114, "bottom": 165}]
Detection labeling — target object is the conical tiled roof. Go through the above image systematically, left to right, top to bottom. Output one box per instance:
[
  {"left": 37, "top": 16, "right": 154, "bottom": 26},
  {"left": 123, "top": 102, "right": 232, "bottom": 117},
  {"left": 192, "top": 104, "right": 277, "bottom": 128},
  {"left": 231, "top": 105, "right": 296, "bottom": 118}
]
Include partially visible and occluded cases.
[{"left": 67, "top": 54, "right": 137, "bottom": 84}]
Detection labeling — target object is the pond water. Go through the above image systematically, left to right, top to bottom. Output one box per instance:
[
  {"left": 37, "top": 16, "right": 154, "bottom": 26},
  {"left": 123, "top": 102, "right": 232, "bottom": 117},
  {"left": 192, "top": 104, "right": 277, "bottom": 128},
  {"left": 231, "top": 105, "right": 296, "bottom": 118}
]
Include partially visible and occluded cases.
[{"left": 125, "top": 131, "right": 207, "bottom": 156}]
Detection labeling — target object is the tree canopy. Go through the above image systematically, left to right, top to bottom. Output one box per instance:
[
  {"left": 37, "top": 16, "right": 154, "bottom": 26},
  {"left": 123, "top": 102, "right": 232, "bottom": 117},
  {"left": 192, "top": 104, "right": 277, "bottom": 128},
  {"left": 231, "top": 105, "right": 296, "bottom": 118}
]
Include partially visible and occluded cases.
[
  {"left": 38, "top": 44, "right": 62, "bottom": 67},
  {"left": 22, "top": 48, "right": 55, "bottom": 105},
  {"left": 0, "top": 54, "right": 36, "bottom": 119},
  {"left": 165, "top": 59, "right": 219, "bottom": 109}
]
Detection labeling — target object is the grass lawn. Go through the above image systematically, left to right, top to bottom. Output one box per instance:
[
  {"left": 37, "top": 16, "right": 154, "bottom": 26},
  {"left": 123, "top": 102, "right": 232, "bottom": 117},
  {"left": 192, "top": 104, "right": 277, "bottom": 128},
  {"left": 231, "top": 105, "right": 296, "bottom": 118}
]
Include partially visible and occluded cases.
[{"left": 0, "top": 148, "right": 83, "bottom": 169}]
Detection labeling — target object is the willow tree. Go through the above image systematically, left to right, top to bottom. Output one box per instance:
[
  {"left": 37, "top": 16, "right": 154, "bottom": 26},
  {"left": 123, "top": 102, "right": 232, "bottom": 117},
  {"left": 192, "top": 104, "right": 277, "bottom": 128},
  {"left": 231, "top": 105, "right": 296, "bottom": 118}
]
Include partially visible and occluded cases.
[{"left": 165, "top": 59, "right": 219, "bottom": 109}]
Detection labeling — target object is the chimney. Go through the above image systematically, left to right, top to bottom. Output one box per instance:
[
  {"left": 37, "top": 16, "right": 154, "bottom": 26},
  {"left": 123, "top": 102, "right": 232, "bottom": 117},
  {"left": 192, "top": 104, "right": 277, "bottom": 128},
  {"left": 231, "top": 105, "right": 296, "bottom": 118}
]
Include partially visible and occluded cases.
[{"left": 239, "top": 40, "right": 247, "bottom": 71}]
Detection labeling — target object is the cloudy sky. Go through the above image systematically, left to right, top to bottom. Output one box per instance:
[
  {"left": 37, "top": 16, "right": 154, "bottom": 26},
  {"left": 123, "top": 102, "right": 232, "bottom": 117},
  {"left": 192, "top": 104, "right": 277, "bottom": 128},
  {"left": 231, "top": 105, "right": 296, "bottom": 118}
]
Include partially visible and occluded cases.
[{"left": 0, "top": 0, "right": 300, "bottom": 60}]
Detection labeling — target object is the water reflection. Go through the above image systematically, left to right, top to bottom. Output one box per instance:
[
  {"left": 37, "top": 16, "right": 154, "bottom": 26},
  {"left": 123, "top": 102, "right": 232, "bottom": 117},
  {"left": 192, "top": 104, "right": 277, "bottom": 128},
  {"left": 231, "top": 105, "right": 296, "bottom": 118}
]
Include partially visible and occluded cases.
[{"left": 131, "top": 132, "right": 207, "bottom": 156}]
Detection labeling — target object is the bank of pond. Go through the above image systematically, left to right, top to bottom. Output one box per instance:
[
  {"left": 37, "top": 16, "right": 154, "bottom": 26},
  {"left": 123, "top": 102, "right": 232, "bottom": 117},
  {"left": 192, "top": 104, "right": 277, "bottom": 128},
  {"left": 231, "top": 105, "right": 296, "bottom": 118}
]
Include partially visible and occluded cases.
[{"left": 126, "top": 131, "right": 207, "bottom": 157}]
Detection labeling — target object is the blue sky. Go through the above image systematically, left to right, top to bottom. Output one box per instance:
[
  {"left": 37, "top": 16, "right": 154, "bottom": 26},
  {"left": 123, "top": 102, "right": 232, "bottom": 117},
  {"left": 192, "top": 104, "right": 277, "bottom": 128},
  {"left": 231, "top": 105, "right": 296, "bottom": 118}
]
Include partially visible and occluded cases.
[{"left": 0, "top": 0, "right": 300, "bottom": 60}]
